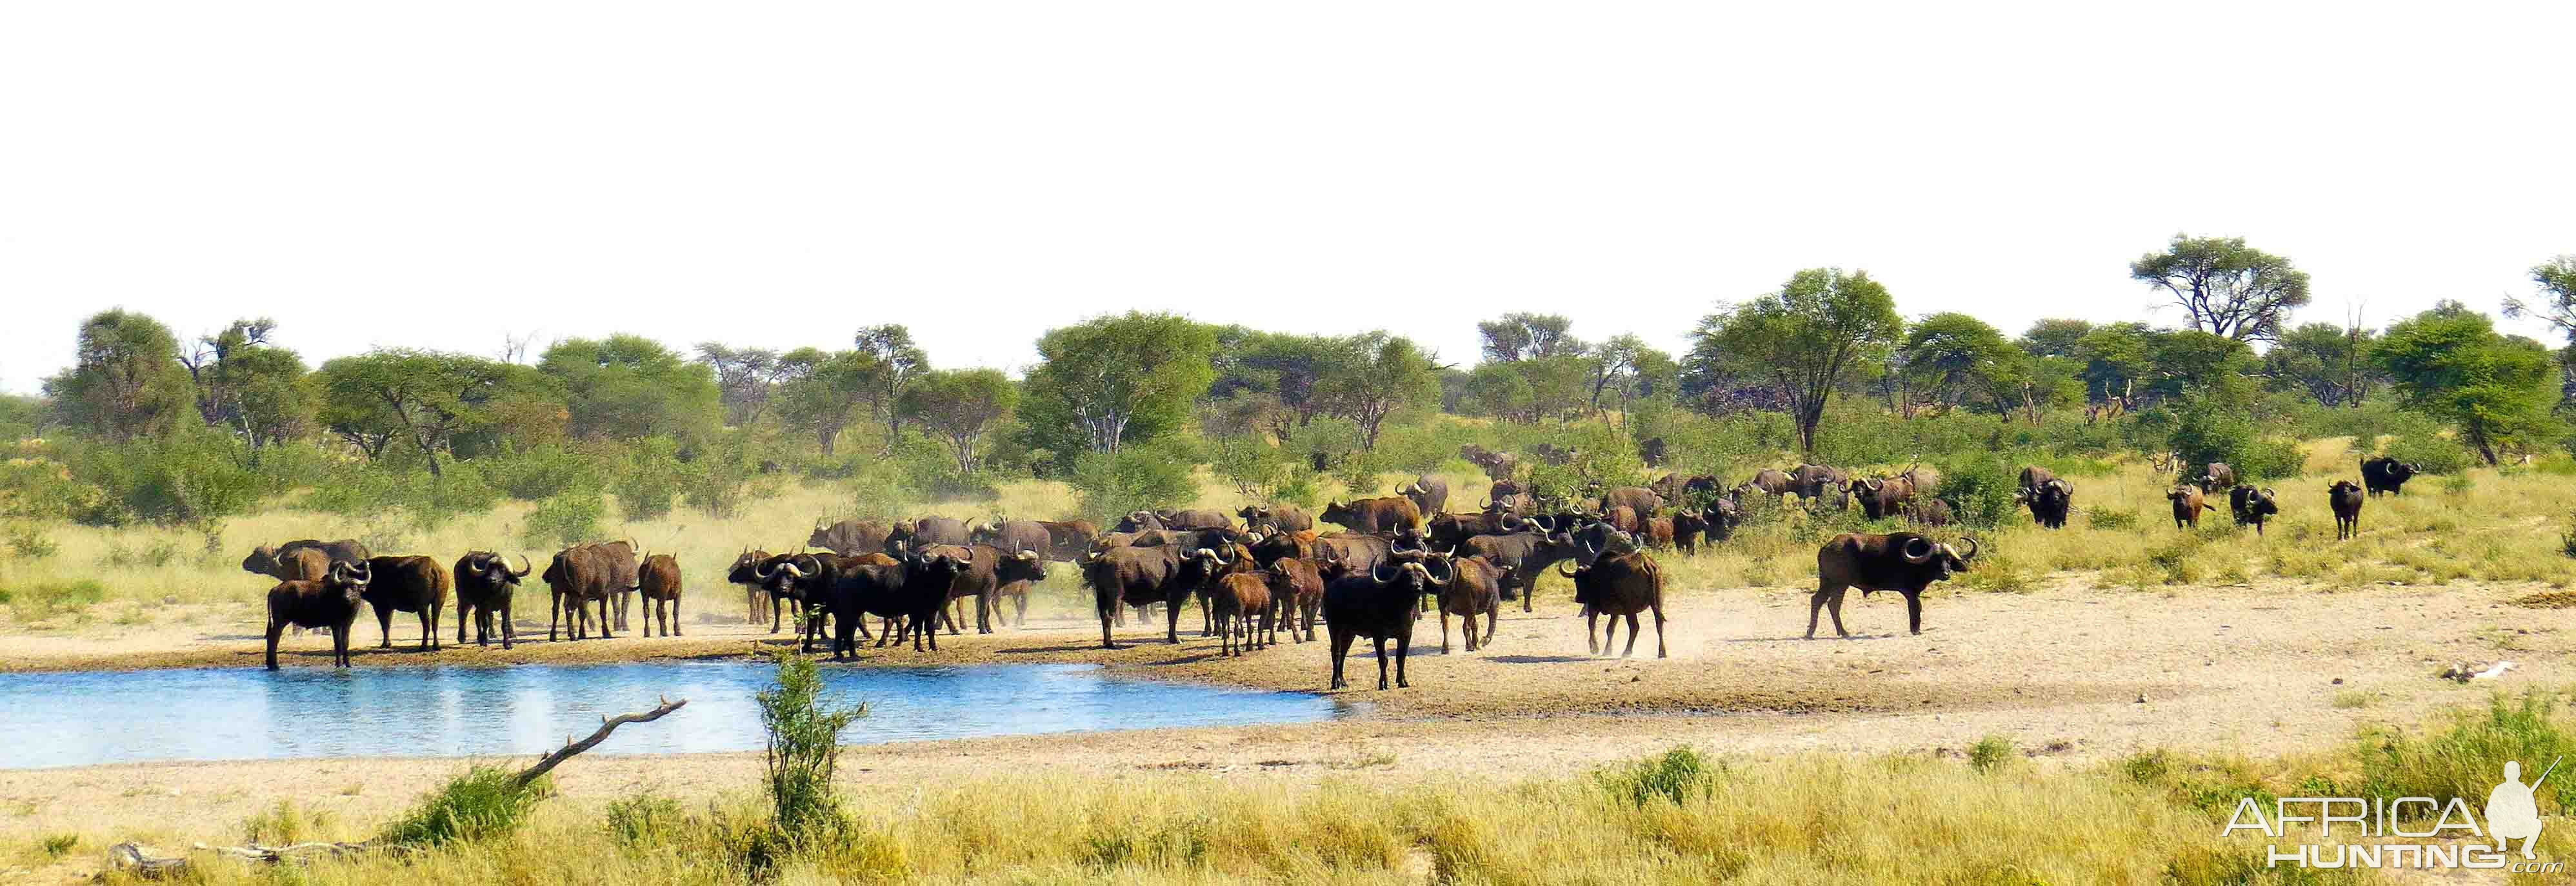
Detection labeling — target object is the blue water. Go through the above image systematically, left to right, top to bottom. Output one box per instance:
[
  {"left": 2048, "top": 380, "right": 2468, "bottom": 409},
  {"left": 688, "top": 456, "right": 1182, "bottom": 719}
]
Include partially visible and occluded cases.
[{"left": 0, "top": 662, "right": 1351, "bottom": 769}]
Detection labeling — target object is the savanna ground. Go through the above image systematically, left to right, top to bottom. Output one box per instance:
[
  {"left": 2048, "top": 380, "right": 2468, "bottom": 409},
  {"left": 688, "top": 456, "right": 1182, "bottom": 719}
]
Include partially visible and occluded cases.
[{"left": 3, "top": 438, "right": 2575, "bottom": 883}]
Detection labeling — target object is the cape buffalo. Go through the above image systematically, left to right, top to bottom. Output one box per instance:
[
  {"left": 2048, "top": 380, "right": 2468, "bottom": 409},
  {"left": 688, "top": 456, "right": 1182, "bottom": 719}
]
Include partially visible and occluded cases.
[
  {"left": 2360, "top": 457, "right": 2419, "bottom": 497},
  {"left": 2197, "top": 462, "right": 2235, "bottom": 494},
  {"left": 1793, "top": 464, "right": 1850, "bottom": 510},
  {"left": 1744, "top": 469, "right": 1795, "bottom": 497},
  {"left": 1397, "top": 475, "right": 1450, "bottom": 518},
  {"left": 2016, "top": 478, "right": 2073, "bottom": 529},
  {"left": 2330, "top": 480, "right": 2364, "bottom": 539},
  {"left": 2228, "top": 485, "right": 2279, "bottom": 535},
  {"left": 1597, "top": 486, "right": 1664, "bottom": 518},
  {"left": 2167, "top": 486, "right": 2204, "bottom": 529},
  {"left": 1320, "top": 497, "right": 1424, "bottom": 534},
  {"left": 1904, "top": 498, "right": 1953, "bottom": 527},
  {"left": 1237, "top": 504, "right": 1313, "bottom": 534},
  {"left": 1155, "top": 508, "right": 1233, "bottom": 531},
  {"left": 1112, "top": 511, "right": 1166, "bottom": 533},
  {"left": 885, "top": 517, "right": 970, "bottom": 553},
  {"left": 809, "top": 520, "right": 892, "bottom": 556},
  {"left": 969, "top": 520, "right": 1052, "bottom": 558},
  {"left": 1036, "top": 520, "right": 1100, "bottom": 559},
  {"left": 1461, "top": 520, "right": 1584, "bottom": 612},
  {"left": 1808, "top": 533, "right": 1976, "bottom": 638},
  {"left": 243, "top": 538, "right": 370, "bottom": 579},
  {"left": 1083, "top": 544, "right": 1193, "bottom": 649},
  {"left": 544, "top": 545, "right": 623, "bottom": 641},
  {"left": 1563, "top": 547, "right": 1666, "bottom": 658},
  {"left": 728, "top": 548, "right": 792, "bottom": 631},
  {"left": 453, "top": 551, "right": 531, "bottom": 648},
  {"left": 638, "top": 553, "right": 683, "bottom": 636},
  {"left": 363, "top": 555, "right": 450, "bottom": 651},
  {"left": 1437, "top": 555, "right": 1506, "bottom": 654},
  {"left": 1264, "top": 556, "right": 1326, "bottom": 642},
  {"left": 1324, "top": 558, "right": 1445, "bottom": 690},
  {"left": 265, "top": 560, "right": 372, "bottom": 670}
]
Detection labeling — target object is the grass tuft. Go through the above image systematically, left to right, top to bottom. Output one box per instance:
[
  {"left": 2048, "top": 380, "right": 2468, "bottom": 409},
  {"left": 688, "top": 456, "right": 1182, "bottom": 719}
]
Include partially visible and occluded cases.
[
  {"left": 1596, "top": 745, "right": 1719, "bottom": 807},
  {"left": 377, "top": 765, "right": 549, "bottom": 847}
]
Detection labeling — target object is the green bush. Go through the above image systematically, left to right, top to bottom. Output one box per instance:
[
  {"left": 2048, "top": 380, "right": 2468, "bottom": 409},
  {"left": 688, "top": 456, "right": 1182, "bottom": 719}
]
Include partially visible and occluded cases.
[
  {"left": 2163, "top": 399, "right": 2302, "bottom": 482},
  {"left": 66, "top": 428, "right": 264, "bottom": 529},
  {"left": 2375, "top": 433, "right": 2475, "bottom": 477},
  {"left": 614, "top": 437, "right": 690, "bottom": 520},
  {"left": 1070, "top": 441, "right": 1199, "bottom": 525},
  {"left": 481, "top": 444, "right": 600, "bottom": 500},
  {"left": 1934, "top": 454, "right": 2021, "bottom": 529},
  {"left": 523, "top": 487, "right": 605, "bottom": 548},
  {"left": 5, "top": 524, "right": 57, "bottom": 559},
  {"left": 5, "top": 579, "right": 105, "bottom": 621},
  {"left": 757, "top": 650, "right": 867, "bottom": 842},
  {"left": 2353, "top": 691, "right": 2576, "bottom": 820},
  {"left": 1968, "top": 736, "right": 2017, "bottom": 773},
  {"left": 1596, "top": 746, "right": 1719, "bottom": 807},
  {"left": 377, "top": 765, "right": 549, "bottom": 847},
  {"left": 606, "top": 791, "right": 686, "bottom": 847}
]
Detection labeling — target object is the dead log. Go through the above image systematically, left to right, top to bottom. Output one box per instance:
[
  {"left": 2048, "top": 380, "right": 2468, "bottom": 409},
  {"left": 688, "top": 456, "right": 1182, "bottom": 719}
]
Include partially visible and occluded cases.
[{"left": 515, "top": 695, "right": 687, "bottom": 787}]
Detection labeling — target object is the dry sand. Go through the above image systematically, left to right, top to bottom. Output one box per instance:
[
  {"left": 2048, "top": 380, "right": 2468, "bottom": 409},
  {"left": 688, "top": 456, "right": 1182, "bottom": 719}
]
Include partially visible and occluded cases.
[{"left": 3, "top": 577, "right": 2568, "bottom": 847}]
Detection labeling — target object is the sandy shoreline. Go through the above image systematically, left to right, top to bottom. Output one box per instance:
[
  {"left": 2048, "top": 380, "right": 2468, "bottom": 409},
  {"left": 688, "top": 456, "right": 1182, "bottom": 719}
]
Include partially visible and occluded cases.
[{"left": 4, "top": 578, "right": 2569, "bottom": 852}]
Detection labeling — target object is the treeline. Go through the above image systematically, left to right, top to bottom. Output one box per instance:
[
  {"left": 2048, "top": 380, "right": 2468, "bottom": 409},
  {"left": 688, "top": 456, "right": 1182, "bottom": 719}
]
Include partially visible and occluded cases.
[{"left": 4, "top": 236, "right": 2573, "bottom": 540}]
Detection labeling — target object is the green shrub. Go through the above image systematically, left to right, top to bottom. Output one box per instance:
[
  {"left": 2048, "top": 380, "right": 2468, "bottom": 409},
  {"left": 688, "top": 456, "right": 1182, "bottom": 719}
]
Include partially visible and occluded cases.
[
  {"left": 66, "top": 428, "right": 264, "bottom": 529},
  {"left": 2377, "top": 433, "right": 2475, "bottom": 477},
  {"left": 614, "top": 437, "right": 690, "bottom": 520},
  {"left": 1070, "top": 441, "right": 1199, "bottom": 525},
  {"left": 481, "top": 444, "right": 599, "bottom": 500},
  {"left": 1933, "top": 454, "right": 2020, "bottom": 529},
  {"left": 523, "top": 487, "right": 604, "bottom": 548},
  {"left": 2086, "top": 507, "right": 2139, "bottom": 531},
  {"left": 5, "top": 525, "right": 57, "bottom": 559},
  {"left": 5, "top": 579, "right": 105, "bottom": 622},
  {"left": 757, "top": 649, "right": 867, "bottom": 842},
  {"left": 2353, "top": 690, "right": 2576, "bottom": 819},
  {"left": 1968, "top": 736, "right": 2017, "bottom": 773},
  {"left": 1595, "top": 746, "right": 1719, "bottom": 807},
  {"left": 377, "top": 765, "right": 548, "bottom": 847},
  {"left": 606, "top": 790, "right": 686, "bottom": 847},
  {"left": 243, "top": 800, "right": 334, "bottom": 845},
  {"left": 39, "top": 834, "right": 76, "bottom": 857}
]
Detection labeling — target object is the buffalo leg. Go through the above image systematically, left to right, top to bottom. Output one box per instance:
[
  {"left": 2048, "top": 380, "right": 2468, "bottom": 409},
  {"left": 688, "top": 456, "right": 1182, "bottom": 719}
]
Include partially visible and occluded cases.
[
  {"left": 1520, "top": 576, "right": 1535, "bottom": 613},
  {"left": 1806, "top": 584, "right": 1851, "bottom": 639},
  {"left": 976, "top": 589, "right": 994, "bottom": 635},
  {"left": 1199, "top": 589, "right": 1213, "bottom": 637},
  {"left": 1013, "top": 591, "right": 1028, "bottom": 627},
  {"left": 1903, "top": 591, "right": 1924, "bottom": 635},
  {"left": 548, "top": 592, "right": 562, "bottom": 641},
  {"left": 1164, "top": 593, "right": 1185, "bottom": 644},
  {"left": 596, "top": 596, "right": 614, "bottom": 639},
  {"left": 671, "top": 598, "right": 681, "bottom": 636},
  {"left": 1098, "top": 598, "right": 1124, "bottom": 651},
  {"left": 499, "top": 600, "right": 515, "bottom": 650},
  {"left": 1304, "top": 600, "right": 1318, "bottom": 642},
  {"left": 1652, "top": 601, "right": 1667, "bottom": 659},
  {"left": 374, "top": 603, "right": 396, "bottom": 649},
  {"left": 419, "top": 604, "right": 437, "bottom": 651},
  {"left": 457, "top": 604, "right": 471, "bottom": 645},
  {"left": 1483, "top": 605, "right": 1497, "bottom": 649},
  {"left": 1586, "top": 608, "right": 1601, "bottom": 655},
  {"left": 1439, "top": 609, "right": 1451, "bottom": 655},
  {"left": 1621, "top": 613, "right": 1642, "bottom": 658},
  {"left": 265, "top": 617, "right": 285, "bottom": 671},
  {"left": 332, "top": 621, "right": 352, "bottom": 667},
  {"left": 1328, "top": 628, "right": 1354, "bottom": 689},
  {"left": 1393, "top": 635, "right": 1410, "bottom": 688},
  {"left": 1372, "top": 636, "right": 1390, "bottom": 690}
]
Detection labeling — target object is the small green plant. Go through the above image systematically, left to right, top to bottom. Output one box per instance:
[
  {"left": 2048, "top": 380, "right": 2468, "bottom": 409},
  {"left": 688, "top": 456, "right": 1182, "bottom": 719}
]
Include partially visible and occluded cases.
[
  {"left": 2441, "top": 472, "right": 2475, "bottom": 495},
  {"left": 523, "top": 486, "right": 605, "bottom": 548},
  {"left": 2086, "top": 507, "right": 2139, "bottom": 531},
  {"left": 4, "top": 525, "right": 57, "bottom": 559},
  {"left": 5, "top": 580, "right": 105, "bottom": 622},
  {"left": 757, "top": 649, "right": 867, "bottom": 843},
  {"left": 1968, "top": 735, "right": 2017, "bottom": 773},
  {"left": 1597, "top": 746, "right": 1717, "bottom": 807},
  {"left": 2120, "top": 750, "right": 2172, "bottom": 784},
  {"left": 377, "top": 765, "right": 549, "bottom": 847},
  {"left": 606, "top": 790, "right": 686, "bottom": 847},
  {"left": 245, "top": 800, "right": 334, "bottom": 845},
  {"left": 39, "top": 834, "right": 77, "bottom": 857}
]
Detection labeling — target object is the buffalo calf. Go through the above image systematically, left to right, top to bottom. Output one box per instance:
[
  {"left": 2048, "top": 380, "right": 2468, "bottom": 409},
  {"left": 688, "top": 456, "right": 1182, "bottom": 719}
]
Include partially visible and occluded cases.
[
  {"left": 2330, "top": 480, "right": 2364, "bottom": 540},
  {"left": 639, "top": 553, "right": 683, "bottom": 636}
]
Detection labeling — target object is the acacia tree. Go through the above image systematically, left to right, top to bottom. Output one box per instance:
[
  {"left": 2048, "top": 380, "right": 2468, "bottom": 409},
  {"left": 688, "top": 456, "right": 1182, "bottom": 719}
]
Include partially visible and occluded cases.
[
  {"left": 2130, "top": 235, "right": 2311, "bottom": 341},
  {"left": 2503, "top": 254, "right": 2576, "bottom": 341},
  {"left": 1687, "top": 268, "right": 1904, "bottom": 453},
  {"left": 2374, "top": 301, "right": 2558, "bottom": 465},
  {"left": 43, "top": 309, "right": 196, "bottom": 441},
  {"left": 1018, "top": 312, "right": 1217, "bottom": 470},
  {"left": 1895, "top": 312, "right": 2024, "bottom": 414},
  {"left": 1476, "top": 313, "right": 1585, "bottom": 362},
  {"left": 182, "top": 319, "right": 315, "bottom": 462},
  {"left": 2261, "top": 322, "right": 2377, "bottom": 408},
  {"left": 854, "top": 324, "right": 927, "bottom": 451},
  {"left": 1315, "top": 333, "right": 1439, "bottom": 450},
  {"left": 1583, "top": 334, "right": 1676, "bottom": 426},
  {"left": 537, "top": 335, "right": 723, "bottom": 444},
  {"left": 694, "top": 343, "right": 785, "bottom": 426},
  {"left": 771, "top": 348, "right": 879, "bottom": 455},
  {"left": 315, "top": 349, "right": 526, "bottom": 476},
  {"left": 901, "top": 368, "right": 1018, "bottom": 474}
]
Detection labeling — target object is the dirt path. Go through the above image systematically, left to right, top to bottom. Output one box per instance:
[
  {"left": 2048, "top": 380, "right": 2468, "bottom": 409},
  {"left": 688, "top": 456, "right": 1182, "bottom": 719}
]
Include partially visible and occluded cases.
[{"left": 2, "top": 578, "right": 2568, "bottom": 843}]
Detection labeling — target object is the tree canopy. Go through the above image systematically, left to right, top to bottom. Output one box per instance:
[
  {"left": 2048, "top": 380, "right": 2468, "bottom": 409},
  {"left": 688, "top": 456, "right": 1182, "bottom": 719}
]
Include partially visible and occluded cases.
[
  {"left": 2130, "top": 234, "right": 2311, "bottom": 341},
  {"left": 1687, "top": 268, "right": 1904, "bottom": 453},
  {"left": 2373, "top": 301, "right": 2559, "bottom": 464}
]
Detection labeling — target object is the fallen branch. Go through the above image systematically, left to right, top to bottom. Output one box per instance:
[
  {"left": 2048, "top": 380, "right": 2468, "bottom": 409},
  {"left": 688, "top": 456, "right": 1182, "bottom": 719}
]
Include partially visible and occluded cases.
[
  {"left": 515, "top": 695, "right": 688, "bottom": 788},
  {"left": 101, "top": 697, "right": 688, "bottom": 880}
]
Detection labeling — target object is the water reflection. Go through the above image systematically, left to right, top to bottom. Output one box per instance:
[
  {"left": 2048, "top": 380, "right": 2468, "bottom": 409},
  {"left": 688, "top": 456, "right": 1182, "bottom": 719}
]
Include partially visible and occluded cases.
[{"left": 0, "top": 662, "right": 1348, "bottom": 769}]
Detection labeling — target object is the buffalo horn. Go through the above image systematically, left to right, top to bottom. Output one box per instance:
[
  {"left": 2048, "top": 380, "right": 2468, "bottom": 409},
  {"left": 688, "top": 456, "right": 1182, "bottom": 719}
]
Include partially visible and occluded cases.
[
  {"left": 1957, "top": 536, "right": 1981, "bottom": 560},
  {"left": 1901, "top": 537, "right": 1935, "bottom": 564},
  {"left": 511, "top": 555, "right": 533, "bottom": 578},
  {"left": 1423, "top": 555, "right": 1452, "bottom": 586},
  {"left": 755, "top": 559, "right": 778, "bottom": 579},
  {"left": 1369, "top": 562, "right": 1396, "bottom": 586}
]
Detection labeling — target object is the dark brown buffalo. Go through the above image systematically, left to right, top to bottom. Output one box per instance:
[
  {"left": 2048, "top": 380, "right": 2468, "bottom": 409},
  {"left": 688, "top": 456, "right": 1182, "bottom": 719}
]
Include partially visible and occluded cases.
[
  {"left": 1639, "top": 437, "right": 1667, "bottom": 466},
  {"left": 2360, "top": 457, "right": 2419, "bottom": 497},
  {"left": 2197, "top": 462, "right": 2235, "bottom": 494},
  {"left": 1793, "top": 464, "right": 1850, "bottom": 509},
  {"left": 2017, "top": 466, "right": 2060, "bottom": 495},
  {"left": 1743, "top": 469, "right": 1796, "bottom": 497},
  {"left": 1397, "top": 475, "right": 1450, "bottom": 518},
  {"left": 1849, "top": 475, "right": 1917, "bottom": 520},
  {"left": 2016, "top": 478, "right": 2074, "bottom": 529},
  {"left": 2330, "top": 480, "right": 2364, "bottom": 540},
  {"left": 2228, "top": 485, "right": 2279, "bottom": 535},
  {"left": 1597, "top": 486, "right": 1664, "bottom": 518},
  {"left": 2167, "top": 486, "right": 2204, "bottom": 529},
  {"left": 1320, "top": 497, "right": 1424, "bottom": 534},
  {"left": 1904, "top": 498, "right": 1953, "bottom": 527},
  {"left": 1237, "top": 504, "right": 1313, "bottom": 535},
  {"left": 1599, "top": 505, "right": 1640, "bottom": 534},
  {"left": 1156, "top": 508, "right": 1233, "bottom": 531},
  {"left": 1425, "top": 509, "right": 1518, "bottom": 551},
  {"left": 1112, "top": 510, "right": 1166, "bottom": 533},
  {"left": 1670, "top": 510, "right": 1708, "bottom": 555},
  {"left": 1641, "top": 516, "right": 1676, "bottom": 549},
  {"left": 884, "top": 517, "right": 970, "bottom": 553},
  {"left": 809, "top": 520, "right": 892, "bottom": 556},
  {"left": 969, "top": 520, "right": 1053, "bottom": 558},
  {"left": 1036, "top": 520, "right": 1100, "bottom": 559},
  {"left": 1461, "top": 522, "right": 1584, "bottom": 612},
  {"left": 1251, "top": 529, "right": 1320, "bottom": 568},
  {"left": 1312, "top": 533, "right": 1395, "bottom": 582},
  {"left": 1808, "top": 533, "right": 1977, "bottom": 638},
  {"left": 243, "top": 538, "right": 372, "bottom": 578},
  {"left": 581, "top": 540, "right": 643, "bottom": 631},
  {"left": 923, "top": 544, "right": 1047, "bottom": 634},
  {"left": 1083, "top": 544, "right": 1194, "bottom": 649},
  {"left": 544, "top": 545, "right": 621, "bottom": 641},
  {"left": 1563, "top": 547, "right": 1666, "bottom": 658},
  {"left": 728, "top": 548, "right": 792, "bottom": 632},
  {"left": 452, "top": 551, "right": 532, "bottom": 649},
  {"left": 759, "top": 551, "right": 961, "bottom": 658},
  {"left": 638, "top": 553, "right": 683, "bottom": 636},
  {"left": 362, "top": 555, "right": 451, "bottom": 651},
  {"left": 1437, "top": 555, "right": 1506, "bottom": 654},
  {"left": 1264, "top": 556, "right": 1326, "bottom": 643},
  {"left": 1324, "top": 558, "right": 1445, "bottom": 690},
  {"left": 265, "top": 560, "right": 373, "bottom": 670},
  {"left": 1212, "top": 571, "right": 1272, "bottom": 656}
]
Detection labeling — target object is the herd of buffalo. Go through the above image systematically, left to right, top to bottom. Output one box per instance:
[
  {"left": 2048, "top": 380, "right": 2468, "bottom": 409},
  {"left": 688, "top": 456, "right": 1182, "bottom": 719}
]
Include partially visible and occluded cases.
[{"left": 243, "top": 447, "right": 2430, "bottom": 689}]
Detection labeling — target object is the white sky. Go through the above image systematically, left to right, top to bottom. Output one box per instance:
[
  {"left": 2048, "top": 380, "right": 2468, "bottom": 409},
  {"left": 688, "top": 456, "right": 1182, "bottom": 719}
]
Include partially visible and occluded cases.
[{"left": 5, "top": 2, "right": 2573, "bottom": 393}]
